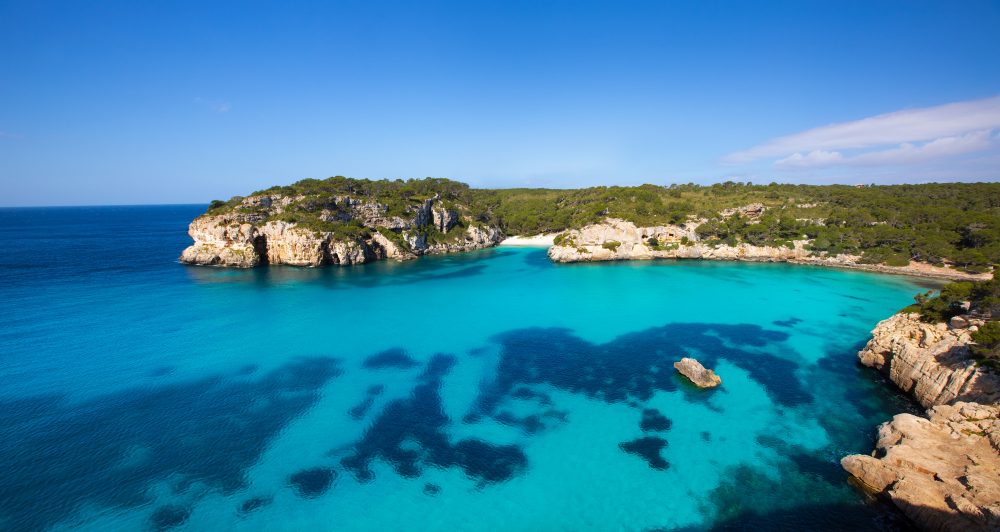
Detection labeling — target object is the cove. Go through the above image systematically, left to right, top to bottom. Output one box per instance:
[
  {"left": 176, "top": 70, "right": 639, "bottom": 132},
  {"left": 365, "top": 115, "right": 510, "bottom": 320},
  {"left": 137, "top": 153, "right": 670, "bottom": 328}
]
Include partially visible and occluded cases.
[{"left": 0, "top": 205, "right": 938, "bottom": 532}]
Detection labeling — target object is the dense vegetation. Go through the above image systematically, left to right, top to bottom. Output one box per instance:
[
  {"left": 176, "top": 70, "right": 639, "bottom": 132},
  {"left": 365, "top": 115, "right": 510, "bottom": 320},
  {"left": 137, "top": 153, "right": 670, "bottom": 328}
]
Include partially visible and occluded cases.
[
  {"left": 206, "top": 176, "right": 1000, "bottom": 272},
  {"left": 902, "top": 273, "right": 1000, "bottom": 369}
]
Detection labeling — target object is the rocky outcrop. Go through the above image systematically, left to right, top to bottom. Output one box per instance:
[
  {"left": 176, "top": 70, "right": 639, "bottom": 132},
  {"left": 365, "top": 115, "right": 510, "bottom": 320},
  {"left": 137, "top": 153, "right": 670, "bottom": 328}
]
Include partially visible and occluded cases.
[
  {"left": 179, "top": 194, "right": 503, "bottom": 268},
  {"left": 719, "top": 202, "right": 765, "bottom": 220},
  {"left": 432, "top": 205, "right": 460, "bottom": 233},
  {"left": 179, "top": 217, "right": 265, "bottom": 268},
  {"left": 547, "top": 219, "right": 808, "bottom": 263},
  {"left": 547, "top": 219, "right": 987, "bottom": 282},
  {"left": 844, "top": 312, "right": 1000, "bottom": 532},
  {"left": 857, "top": 313, "right": 1000, "bottom": 407},
  {"left": 673, "top": 358, "right": 722, "bottom": 388},
  {"left": 842, "top": 403, "right": 1000, "bottom": 532}
]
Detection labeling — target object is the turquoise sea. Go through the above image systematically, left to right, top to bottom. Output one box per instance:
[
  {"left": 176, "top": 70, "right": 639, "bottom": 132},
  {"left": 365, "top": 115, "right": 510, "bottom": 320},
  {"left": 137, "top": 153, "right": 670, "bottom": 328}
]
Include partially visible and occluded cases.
[{"left": 0, "top": 205, "right": 940, "bottom": 532}]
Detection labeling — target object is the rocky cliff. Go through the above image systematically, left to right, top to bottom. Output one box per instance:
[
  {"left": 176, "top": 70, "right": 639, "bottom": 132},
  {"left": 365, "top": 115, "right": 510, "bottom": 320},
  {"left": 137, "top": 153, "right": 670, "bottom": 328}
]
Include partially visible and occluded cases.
[
  {"left": 180, "top": 194, "right": 503, "bottom": 267},
  {"left": 547, "top": 218, "right": 809, "bottom": 263},
  {"left": 545, "top": 219, "right": 988, "bottom": 282},
  {"left": 842, "top": 313, "right": 1000, "bottom": 532},
  {"left": 857, "top": 313, "right": 1000, "bottom": 407},
  {"left": 842, "top": 403, "right": 1000, "bottom": 532}
]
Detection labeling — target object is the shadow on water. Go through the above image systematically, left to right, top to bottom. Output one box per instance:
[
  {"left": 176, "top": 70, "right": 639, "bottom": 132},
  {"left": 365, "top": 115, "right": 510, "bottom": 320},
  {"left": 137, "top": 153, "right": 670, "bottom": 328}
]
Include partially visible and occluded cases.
[
  {"left": 0, "top": 357, "right": 341, "bottom": 532},
  {"left": 662, "top": 461, "right": 920, "bottom": 532},
  {"left": 663, "top": 502, "right": 918, "bottom": 532}
]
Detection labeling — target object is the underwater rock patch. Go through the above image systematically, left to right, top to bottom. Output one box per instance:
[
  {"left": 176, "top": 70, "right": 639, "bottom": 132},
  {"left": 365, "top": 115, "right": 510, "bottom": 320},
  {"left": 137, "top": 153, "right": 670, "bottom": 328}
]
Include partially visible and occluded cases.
[
  {"left": 362, "top": 348, "right": 419, "bottom": 369},
  {"left": 341, "top": 354, "right": 529, "bottom": 484},
  {"left": 0, "top": 357, "right": 342, "bottom": 532},
  {"left": 349, "top": 385, "right": 385, "bottom": 420},
  {"left": 640, "top": 408, "right": 672, "bottom": 432},
  {"left": 619, "top": 437, "right": 670, "bottom": 470},
  {"left": 288, "top": 467, "right": 337, "bottom": 498},
  {"left": 237, "top": 496, "right": 271, "bottom": 515},
  {"left": 148, "top": 505, "right": 191, "bottom": 531}
]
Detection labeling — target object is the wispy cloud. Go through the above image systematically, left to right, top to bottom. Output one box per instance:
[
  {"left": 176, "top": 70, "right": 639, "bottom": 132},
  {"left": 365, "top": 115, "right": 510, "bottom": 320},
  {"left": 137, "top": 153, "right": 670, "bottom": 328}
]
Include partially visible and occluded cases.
[
  {"left": 721, "top": 94, "right": 1000, "bottom": 168},
  {"left": 194, "top": 97, "right": 231, "bottom": 112},
  {"left": 773, "top": 129, "right": 997, "bottom": 170},
  {"left": 0, "top": 131, "right": 25, "bottom": 139}
]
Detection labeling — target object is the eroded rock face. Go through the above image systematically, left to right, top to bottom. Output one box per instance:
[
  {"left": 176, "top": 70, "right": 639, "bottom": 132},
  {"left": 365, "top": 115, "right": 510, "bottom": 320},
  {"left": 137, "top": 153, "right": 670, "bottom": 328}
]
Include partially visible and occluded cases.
[
  {"left": 179, "top": 196, "right": 503, "bottom": 268},
  {"left": 719, "top": 203, "right": 765, "bottom": 220},
  {"left": 547, "top": 219, "right": 808, "bottom": 263},
  {"left": 844, "top": 313, "right": 1000, "bottom": 532},
  {"left": 857, "top": 313, "right": 1000, "bottom": 407},
  {"left": 673, "top": 357, "right": 722, "bottom": 388},
  {"left": 842, "top": 403, "right": 1000, "bottom": 532}
]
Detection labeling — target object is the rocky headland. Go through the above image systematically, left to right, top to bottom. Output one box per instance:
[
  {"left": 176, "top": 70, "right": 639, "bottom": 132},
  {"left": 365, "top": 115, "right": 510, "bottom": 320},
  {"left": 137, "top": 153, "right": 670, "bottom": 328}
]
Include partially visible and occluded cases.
[
  {"left": 180, "top": 194, "right": 502, "bottom": 267},
  {"left": 842, "top": 312, "right": 1000, "bottom": 532}
]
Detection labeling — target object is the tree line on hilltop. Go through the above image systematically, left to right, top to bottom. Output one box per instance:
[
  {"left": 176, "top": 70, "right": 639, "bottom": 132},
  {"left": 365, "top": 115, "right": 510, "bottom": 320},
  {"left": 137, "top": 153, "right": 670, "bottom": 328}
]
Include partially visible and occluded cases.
[{"left": 205, "top": 176, "right": 1000, "bottom": 273}]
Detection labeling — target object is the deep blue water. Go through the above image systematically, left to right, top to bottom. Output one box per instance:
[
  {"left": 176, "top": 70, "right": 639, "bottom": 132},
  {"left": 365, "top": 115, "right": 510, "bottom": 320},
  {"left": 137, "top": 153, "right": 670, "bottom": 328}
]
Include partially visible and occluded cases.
[{"left": 0, "top": 205, "right": 937, "bottom": 532}]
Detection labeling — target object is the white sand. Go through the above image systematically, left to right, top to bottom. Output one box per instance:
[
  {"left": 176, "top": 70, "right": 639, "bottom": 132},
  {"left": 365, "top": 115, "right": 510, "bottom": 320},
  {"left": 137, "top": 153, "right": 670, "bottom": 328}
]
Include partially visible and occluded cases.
[{"left": 498, "top": 234, "right": 557, "bottom": 247}]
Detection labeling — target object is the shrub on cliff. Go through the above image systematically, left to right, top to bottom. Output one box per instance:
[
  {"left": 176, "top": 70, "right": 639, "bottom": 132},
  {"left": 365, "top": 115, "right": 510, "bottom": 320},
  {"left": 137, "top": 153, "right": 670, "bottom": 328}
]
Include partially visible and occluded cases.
[
  {"left": 376, "top": 226, "right": 411, "bottom": 252},
  {"left": 602, "top": 241, "right": 621, "bottom": 251},
  {"left": 902, "top": 281, "right": 974, "bottom": 322},
  {"left": 970, "top": 322, "right": 1000, "bottom": 370}
]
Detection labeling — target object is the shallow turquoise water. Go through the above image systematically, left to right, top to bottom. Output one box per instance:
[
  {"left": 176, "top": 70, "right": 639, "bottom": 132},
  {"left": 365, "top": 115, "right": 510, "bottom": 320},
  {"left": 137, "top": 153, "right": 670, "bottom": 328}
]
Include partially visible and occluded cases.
[{"left": 0, "top": 206, "right": 938, "bottom": 531}]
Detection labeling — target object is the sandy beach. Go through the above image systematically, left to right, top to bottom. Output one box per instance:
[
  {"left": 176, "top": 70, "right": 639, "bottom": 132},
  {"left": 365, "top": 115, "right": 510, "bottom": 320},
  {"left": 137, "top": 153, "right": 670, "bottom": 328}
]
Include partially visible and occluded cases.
[{"left": 498, "top": 234, "right": 557, "bottom": 247}]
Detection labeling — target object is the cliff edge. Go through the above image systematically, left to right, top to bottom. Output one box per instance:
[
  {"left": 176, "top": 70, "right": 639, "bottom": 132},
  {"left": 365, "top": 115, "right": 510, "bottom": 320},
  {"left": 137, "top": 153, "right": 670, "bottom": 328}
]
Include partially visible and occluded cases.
[
  {"left": 180, "top": 194, "right": 502, "bottom": 268},
  {"left": 843, "top": 312, "right": 1000, "bottom": 532}
]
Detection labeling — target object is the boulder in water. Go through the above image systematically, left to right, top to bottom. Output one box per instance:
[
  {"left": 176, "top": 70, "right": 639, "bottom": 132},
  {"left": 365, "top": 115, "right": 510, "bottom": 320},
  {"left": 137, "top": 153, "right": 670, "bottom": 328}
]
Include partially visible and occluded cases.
[{"left": 673, "top": 357, "right": 721, "bottom": 388}]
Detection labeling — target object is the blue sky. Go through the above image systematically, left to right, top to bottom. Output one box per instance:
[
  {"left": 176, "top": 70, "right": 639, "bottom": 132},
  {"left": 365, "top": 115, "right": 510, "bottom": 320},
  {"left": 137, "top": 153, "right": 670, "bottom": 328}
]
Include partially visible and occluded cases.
[{"left": 2, "top": 1, "right": 999, "bottom": 206}]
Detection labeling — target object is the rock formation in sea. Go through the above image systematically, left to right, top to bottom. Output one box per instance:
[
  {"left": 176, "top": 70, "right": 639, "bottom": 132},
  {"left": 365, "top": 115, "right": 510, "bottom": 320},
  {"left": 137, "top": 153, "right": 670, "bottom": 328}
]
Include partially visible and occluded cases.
[
  {"left": 179, "top": 194, "right": 503, "bottom": 267},
  {"left": 842, "top": 312, "right": 1000, "bottom": 532},
  {"left": 673, "top": 357, "right": 722, "bottom": 388}
]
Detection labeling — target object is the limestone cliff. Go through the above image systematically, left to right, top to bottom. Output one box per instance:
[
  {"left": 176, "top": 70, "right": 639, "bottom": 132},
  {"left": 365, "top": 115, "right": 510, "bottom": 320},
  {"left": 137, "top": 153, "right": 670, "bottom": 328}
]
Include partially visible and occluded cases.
[
  {"left": 180, "top": 194, "right": 503, "bottom": 267},
  {"left": 546, "top": 219, "right": 809, "bottom": 263},
  {"left": 546, "top": 219, "right": 987, "bottom": 282},
  {"left": 843, "top": 313, "right": 1000, "bottom": 532},
  {"left": 857, "top": 313, "right": 1000, "bottom": 407},
  {"left": 842, "top": 404, "right": 1000, "bottom": 532}
]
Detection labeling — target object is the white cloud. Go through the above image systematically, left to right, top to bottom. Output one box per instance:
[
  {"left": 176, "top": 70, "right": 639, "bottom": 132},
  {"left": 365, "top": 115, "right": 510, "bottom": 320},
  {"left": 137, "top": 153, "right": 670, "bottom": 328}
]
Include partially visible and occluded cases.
[
  {"left": 722, "top": 94, "right": 1000, "bottom": 165},
  {"left": 774, "top": 130, "right": 998, "bottom": 170},
  {"left": 0, "top": 131, "right": 25, "bottom": 139},
  {"left": 773, "top": 150, "right": 844, "bottom": 170}
]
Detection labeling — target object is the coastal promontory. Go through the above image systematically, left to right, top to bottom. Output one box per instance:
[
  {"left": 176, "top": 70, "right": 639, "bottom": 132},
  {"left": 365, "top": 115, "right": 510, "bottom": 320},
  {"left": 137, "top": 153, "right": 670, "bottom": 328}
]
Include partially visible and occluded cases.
[{"left": 180, "top": 178, "right": 503, "bottom": 267}]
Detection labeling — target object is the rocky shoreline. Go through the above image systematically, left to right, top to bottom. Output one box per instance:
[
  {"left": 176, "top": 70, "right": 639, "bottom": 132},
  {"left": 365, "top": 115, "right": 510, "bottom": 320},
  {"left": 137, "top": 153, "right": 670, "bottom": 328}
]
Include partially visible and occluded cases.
[
  {"left": 179, "top": 194, "right": 503, "bottom": 267},
  {"left": 181, "top": 201, "right": 991, "bottom": 283},
  {"left": 546, "top": 219, "right": 989, "bottom": 282},
  {"left": 842, "top": 312, "right": 1000, "bottom": 532}
]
